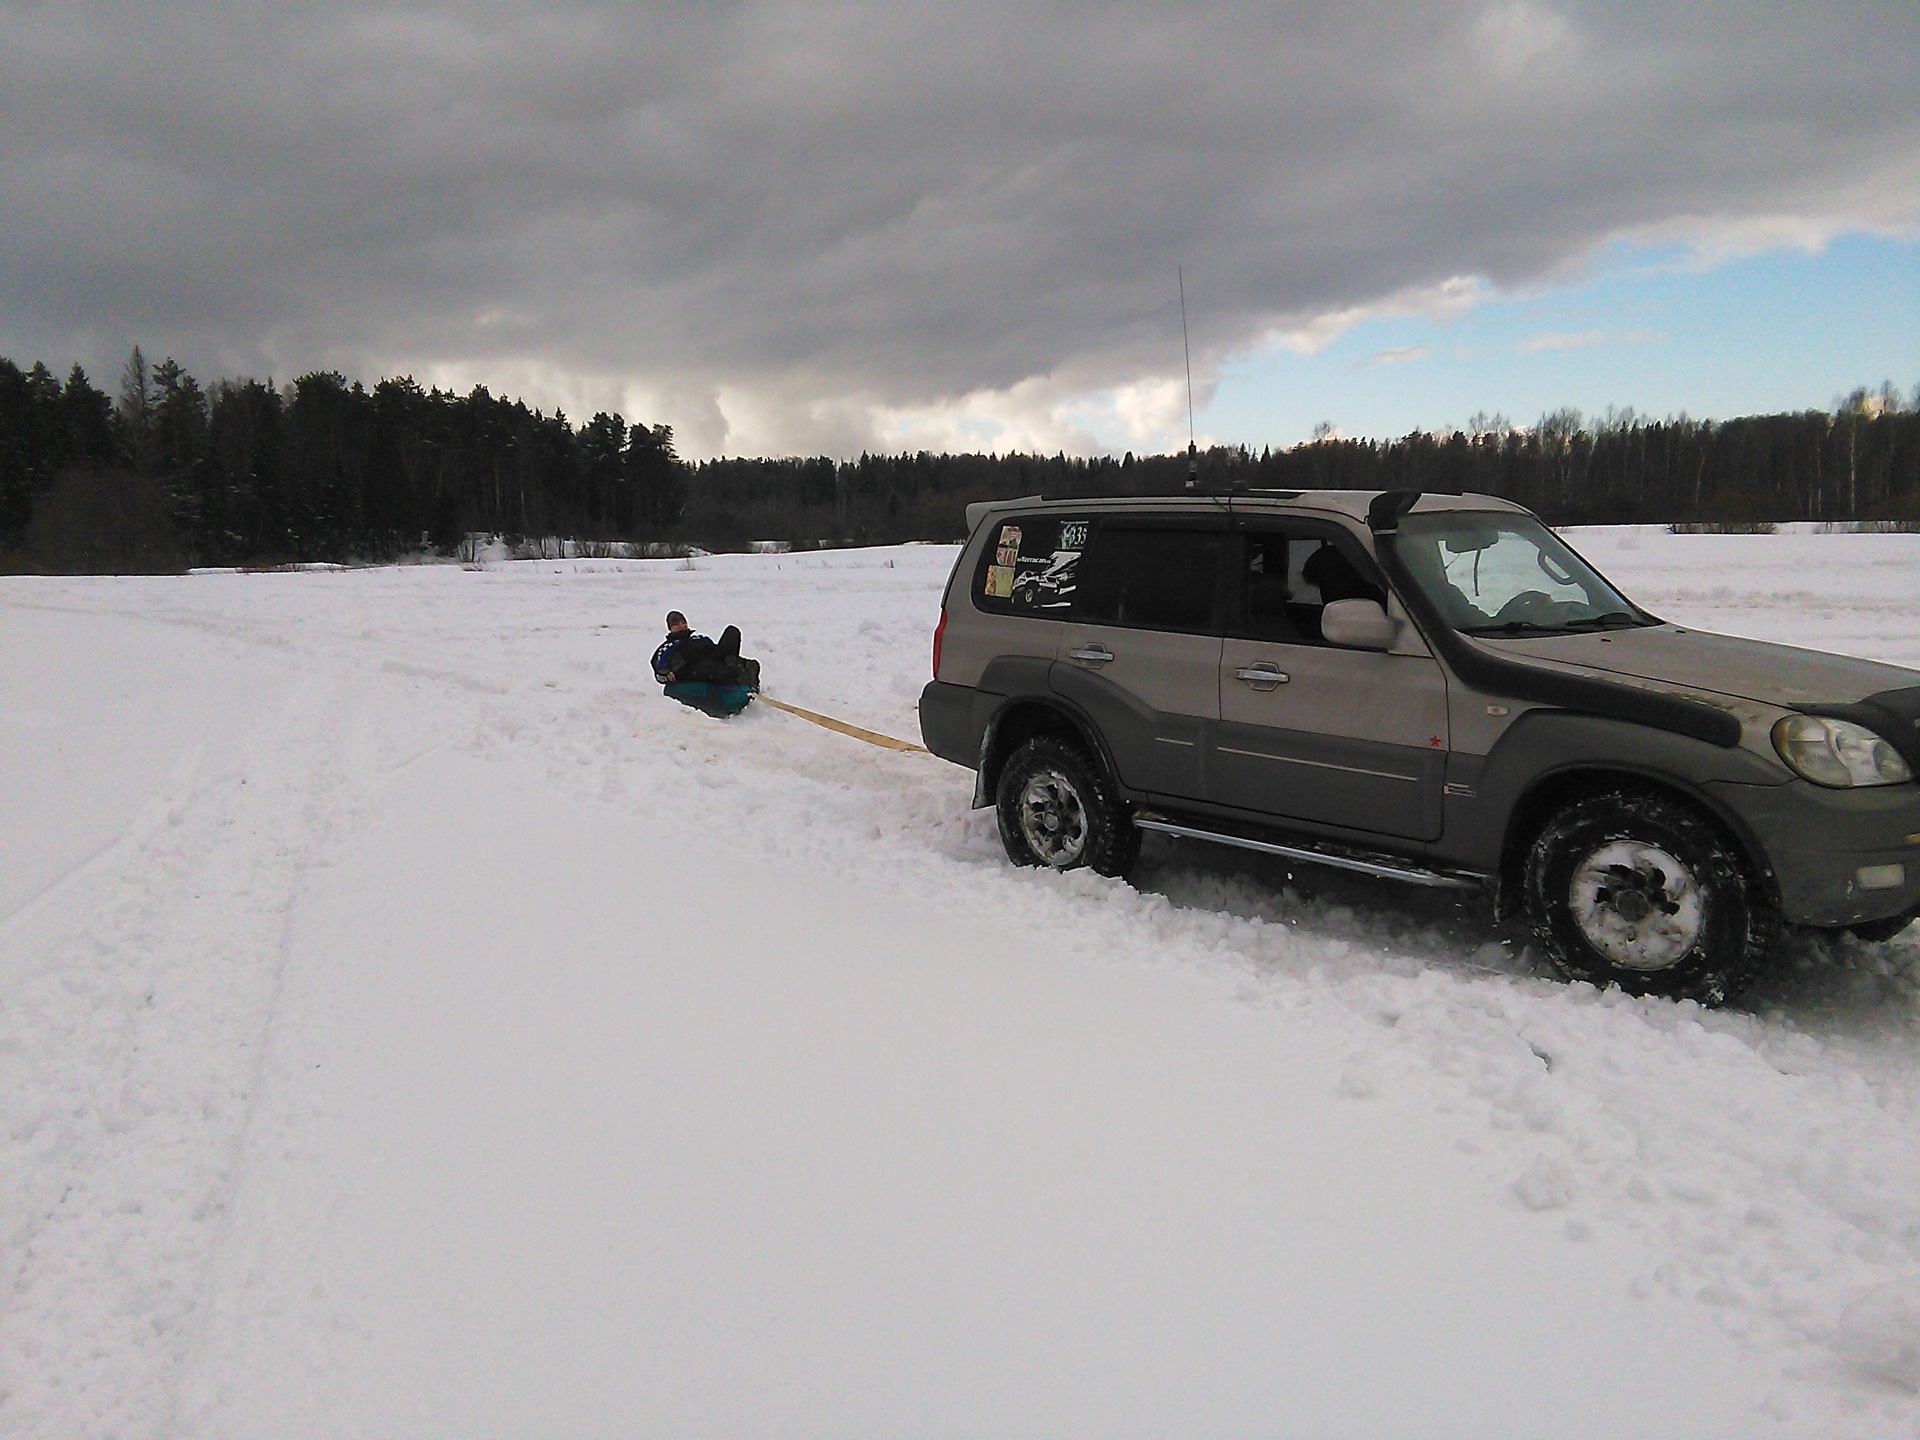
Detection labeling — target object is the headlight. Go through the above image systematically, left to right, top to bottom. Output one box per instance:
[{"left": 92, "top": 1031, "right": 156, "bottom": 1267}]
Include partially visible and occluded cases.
[{"left": 1771, "top": 714, "right": 1915, "bottom": 788}]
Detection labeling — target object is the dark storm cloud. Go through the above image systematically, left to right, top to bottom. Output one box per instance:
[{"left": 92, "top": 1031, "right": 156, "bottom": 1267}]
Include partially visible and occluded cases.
[{"left": 3, "top": 1, "right": 1916, "bottom": 453}]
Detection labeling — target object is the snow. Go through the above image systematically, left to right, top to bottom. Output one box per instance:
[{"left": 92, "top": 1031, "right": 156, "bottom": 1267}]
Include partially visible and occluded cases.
[{"left": 4, "top": 526, "right": 1920, "bottom": 1437}]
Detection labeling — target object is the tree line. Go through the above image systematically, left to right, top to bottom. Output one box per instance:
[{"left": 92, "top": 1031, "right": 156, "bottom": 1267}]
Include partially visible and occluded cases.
[
  {"left": 2, "top": 349, "right": 1916, "bottom": 572},
  {"left": 0, "top": 350, "right": 685, "bottom": 571}
]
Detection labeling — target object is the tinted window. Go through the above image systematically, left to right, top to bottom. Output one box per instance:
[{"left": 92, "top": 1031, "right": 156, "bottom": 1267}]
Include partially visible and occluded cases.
[
  {"left": 973, "top": 515, "right": 1092, "bottom": 614},
  {"left": 1074, "top": 527, "right": 1225, "bottom": 633},
  {"left": 1235, "top": 531, "right": 1385, "bottom": 645}
]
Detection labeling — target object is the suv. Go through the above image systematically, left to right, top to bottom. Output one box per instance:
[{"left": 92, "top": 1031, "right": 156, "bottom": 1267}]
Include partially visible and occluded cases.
[{"left": 918, "top": 489, "right": 1920, "bottom": 1004}]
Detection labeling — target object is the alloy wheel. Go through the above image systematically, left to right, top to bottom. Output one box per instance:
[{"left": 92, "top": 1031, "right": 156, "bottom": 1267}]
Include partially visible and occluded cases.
[{"left": 1018, "top": 768, "right": 1089, "bottom": 867}]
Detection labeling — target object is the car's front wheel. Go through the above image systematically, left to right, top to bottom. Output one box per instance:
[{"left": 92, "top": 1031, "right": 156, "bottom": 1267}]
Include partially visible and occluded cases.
[
  {"left": 995, "top": 736, "right": 1141, "bottom": 878},
  {"left": 1523, "top": 789, "right": 1776, "bottom": 1005}
]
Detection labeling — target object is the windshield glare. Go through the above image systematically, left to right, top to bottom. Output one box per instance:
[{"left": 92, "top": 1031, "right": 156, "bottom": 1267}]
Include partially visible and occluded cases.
[{"left": 1396, "top": 513, "right": 1647, "bottom": 634}]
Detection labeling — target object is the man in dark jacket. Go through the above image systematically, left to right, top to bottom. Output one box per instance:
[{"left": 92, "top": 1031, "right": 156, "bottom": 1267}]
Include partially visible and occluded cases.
[{"left": 652, "top": 611, "right": 752, "bottom": 686}]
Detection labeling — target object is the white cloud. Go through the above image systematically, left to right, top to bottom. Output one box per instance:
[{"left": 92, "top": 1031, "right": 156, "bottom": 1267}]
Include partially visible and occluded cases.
[
  {"left": 1474, "top": 2, "right": 1582, "bottom": 78},
  {"left": 1259, "top": 277, "right": 1489, "bottom": 358},
  {"left": 1518, "top": 328, "right": 1663, "bottom": 353},
  {"left": 1519, "top": 330, "right": 1607, "bottom": 353},
  {"left": 1104, "top": 376, "right": 1192, "bottom": 447},
  {"left": 870, "top": 378, "right": 1106, "bottom": 458}
]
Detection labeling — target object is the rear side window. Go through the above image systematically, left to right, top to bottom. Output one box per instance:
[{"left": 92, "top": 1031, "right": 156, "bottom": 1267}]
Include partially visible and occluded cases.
[
  {"left": 973, "top": 515, "right": 1093, "bottom": 614},
  {"left": 1074, "top": 526, "right": 1226, "bottom": 633}
]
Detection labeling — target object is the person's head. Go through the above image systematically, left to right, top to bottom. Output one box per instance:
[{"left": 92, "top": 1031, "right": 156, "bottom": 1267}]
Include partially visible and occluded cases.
[{"left": 666, "top": 610, "right": 688, "bottom": 634}]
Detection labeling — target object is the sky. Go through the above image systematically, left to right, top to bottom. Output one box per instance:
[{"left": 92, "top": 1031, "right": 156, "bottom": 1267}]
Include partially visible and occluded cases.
[
  {"left": 1, "top": 1, "right": 1916, "bottom": 460},
  {"left": 1170, "top": 233, "right": 1920, "bottom": 454}
]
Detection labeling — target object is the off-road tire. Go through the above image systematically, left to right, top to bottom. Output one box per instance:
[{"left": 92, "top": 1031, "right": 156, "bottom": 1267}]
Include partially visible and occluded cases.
[
  {"left": 995, "top": 736, "right": 1141, "bottom": 878},
  {"left": 1523, "top": 788, "right": 1776, "bottom": 1006}
]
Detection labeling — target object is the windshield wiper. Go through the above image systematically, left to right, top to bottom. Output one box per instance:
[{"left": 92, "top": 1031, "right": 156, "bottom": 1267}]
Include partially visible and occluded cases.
[
  {"left": 1461, "top": 610, "right": 1651, "bottom": 638},
  {"left": 1557, "top": 611, "right": 1651, "bottom": 632},
  {"left": 1457, "top": 620, "right": 1570, "bottom": 637}
]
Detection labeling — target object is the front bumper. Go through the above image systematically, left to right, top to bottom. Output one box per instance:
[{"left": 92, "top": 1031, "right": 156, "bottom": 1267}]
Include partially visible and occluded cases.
[{"left": 1710, "top": 778, "right": 1920, "bottom": 927}]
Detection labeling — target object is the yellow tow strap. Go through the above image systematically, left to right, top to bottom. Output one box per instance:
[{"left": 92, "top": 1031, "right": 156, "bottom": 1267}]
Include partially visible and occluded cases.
[{"left": 757, "top": 694, "right": 928, "bottom": 753}]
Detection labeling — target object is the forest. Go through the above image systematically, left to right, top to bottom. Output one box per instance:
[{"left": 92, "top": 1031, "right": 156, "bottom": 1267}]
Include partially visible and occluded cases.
[{"left": 2, "top": 349, "right": 1916, "bottom": 572}]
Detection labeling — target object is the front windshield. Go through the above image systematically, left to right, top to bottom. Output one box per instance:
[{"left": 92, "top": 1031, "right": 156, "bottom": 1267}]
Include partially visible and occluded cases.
[{"left": 1394, "top": 513, "right": 1651, "bottom": 635}]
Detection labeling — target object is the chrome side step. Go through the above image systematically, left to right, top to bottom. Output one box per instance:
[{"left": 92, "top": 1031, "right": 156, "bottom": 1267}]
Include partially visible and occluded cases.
[{"left": 1133, "top": 816, "right": 1486, "bottom": 891}]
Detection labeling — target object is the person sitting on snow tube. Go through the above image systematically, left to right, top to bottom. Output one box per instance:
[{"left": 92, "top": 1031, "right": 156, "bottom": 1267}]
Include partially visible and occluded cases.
[{"left": 652, "top": 611, "right": 760, "bottom": 689}]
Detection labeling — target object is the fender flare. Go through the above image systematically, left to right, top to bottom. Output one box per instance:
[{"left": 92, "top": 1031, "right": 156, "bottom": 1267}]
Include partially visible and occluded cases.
[
  {"left": 971, "top": 660, "right": 1127, "bottom": 810},
  {"left": 1472, "top": 714, "right": 1785, "bottom": 913}
]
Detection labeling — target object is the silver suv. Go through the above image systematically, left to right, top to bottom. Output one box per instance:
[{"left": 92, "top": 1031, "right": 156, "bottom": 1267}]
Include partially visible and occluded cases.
[{"left": 918, "top": 489, "right": 1920, "bottom": 1004}]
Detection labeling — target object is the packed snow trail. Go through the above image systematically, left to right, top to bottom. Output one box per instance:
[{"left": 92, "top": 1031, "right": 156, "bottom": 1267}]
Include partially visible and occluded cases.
[
  {"left": 3, "top": 529, "right": 1920, "bottom": 1436},
  {"left": 1, "top": 658, "right": 342, "bottom": 1430}
]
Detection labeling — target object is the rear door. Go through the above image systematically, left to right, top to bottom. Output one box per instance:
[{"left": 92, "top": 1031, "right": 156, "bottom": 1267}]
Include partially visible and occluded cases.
[
  {"left": 1049, "top": 517, "right": 1227, "bottom": 802},
  {"left": 1210, "top": 521, "right": 1449, "bottom": 840}
]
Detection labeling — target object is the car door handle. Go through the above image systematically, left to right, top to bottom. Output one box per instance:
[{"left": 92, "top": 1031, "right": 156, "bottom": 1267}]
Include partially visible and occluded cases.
[
  {"left": 1069, "top": 645, "right": 1115, "bottom": 664},
  {"left": 1235, "top": 663, "right": 1289, "bottom": 689}
]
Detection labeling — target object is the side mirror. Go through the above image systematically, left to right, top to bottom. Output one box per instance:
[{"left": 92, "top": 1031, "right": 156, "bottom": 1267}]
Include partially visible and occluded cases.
[{"left": 1321, "top": 598, "right": 1401, "bottom": 651}]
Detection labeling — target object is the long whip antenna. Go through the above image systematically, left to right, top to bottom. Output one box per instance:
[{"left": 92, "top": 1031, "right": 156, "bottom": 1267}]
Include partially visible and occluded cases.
[{"left": 1179, "top": 266, "right": 1198, "bottom": 491}]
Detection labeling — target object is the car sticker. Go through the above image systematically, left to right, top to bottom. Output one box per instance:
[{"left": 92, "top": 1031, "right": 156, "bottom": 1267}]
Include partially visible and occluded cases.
[
  {"left": 983, "top": 518, "right": 1092, "bottom": 610},
  {"left": 1010, "top": 549, "right": 1080, "bottom": 609}
]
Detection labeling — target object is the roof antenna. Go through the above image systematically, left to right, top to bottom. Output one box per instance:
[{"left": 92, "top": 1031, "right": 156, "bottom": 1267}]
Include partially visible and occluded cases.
[{"left": 1180, "top": 266, "right": 1198, "bottom": 491}]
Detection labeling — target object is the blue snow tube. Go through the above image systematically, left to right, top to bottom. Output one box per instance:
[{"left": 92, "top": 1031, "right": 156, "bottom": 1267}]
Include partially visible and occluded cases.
[{"left": 663, "top": 679, "right": 756, "bottom": 717}]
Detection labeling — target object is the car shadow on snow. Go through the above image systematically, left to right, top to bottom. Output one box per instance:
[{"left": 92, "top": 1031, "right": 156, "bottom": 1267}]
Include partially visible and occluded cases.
[
  {"left": 1123, "top": 831, "right": 1920, "bottom": 1026},
  {"left": 1125, "top": 831, "right": 1537, "bottom": 988},
  {"left": 1745, "top": 924, "right": 1920, "bottom": 1029}
]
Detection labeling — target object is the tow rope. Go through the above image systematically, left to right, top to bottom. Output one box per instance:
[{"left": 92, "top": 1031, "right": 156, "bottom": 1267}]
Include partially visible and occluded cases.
[{"left": 757, "top": 694, "right": 927, "bottom": 753}]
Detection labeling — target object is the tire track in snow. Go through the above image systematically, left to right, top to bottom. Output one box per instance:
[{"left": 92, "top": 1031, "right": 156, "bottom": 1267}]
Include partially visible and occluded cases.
[
  {"left": 0, "top": 664, "right": 370, "bottom": 1439},
  {"left": 0, "top": 741, "right": 206, "bottom": 948}
]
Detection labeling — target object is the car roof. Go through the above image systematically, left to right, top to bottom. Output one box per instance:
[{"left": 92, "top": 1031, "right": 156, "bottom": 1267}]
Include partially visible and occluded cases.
[{"left": 964, "top": 489, "right": 1533, "bottom": 535}]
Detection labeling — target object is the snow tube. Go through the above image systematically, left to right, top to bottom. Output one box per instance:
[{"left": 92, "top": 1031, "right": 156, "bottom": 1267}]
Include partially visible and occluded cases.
[{"left": 663, "top": 679, "right": 756, "bottom": 717}]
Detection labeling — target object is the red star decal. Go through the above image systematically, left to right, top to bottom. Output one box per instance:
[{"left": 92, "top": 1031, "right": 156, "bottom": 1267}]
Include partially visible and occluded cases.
[{"left": 1429, "top": 735, "right": 1443, "bottom": 747}]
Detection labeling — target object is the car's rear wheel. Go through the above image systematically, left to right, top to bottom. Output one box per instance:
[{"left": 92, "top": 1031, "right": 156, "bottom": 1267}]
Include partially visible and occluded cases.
[
  {"left": 995, "top": 736, "right": 1141, "bottom": 878},
  {"left": 1523, "top": 789, "right": 1775, "bottom": 1005}
]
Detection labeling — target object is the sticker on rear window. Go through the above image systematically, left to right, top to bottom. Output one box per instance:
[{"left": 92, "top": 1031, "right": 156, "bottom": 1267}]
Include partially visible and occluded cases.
[{"left": 977, "top": 517, "right": 1091, "bottom": 612}]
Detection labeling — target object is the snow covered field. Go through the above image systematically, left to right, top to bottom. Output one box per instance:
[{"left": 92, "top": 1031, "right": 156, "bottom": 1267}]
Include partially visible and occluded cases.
[{"left": 5, "top": 526, "right": 1920, "bottom": 1438}]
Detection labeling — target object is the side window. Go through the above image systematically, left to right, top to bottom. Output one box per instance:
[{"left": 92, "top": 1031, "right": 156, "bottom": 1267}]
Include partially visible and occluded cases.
[
  {"left": 973, "top": 515, "right": 1092, "bottom": 614},
  {"left": 1074, "top": 526, "right": 1225, "bottom": 634},
  {"left": 1235, "top": 530, "right": 1385, "bottom": 645},
  {"left": 1241, "top": 532, "right": 1302, "bottom": 642}
]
